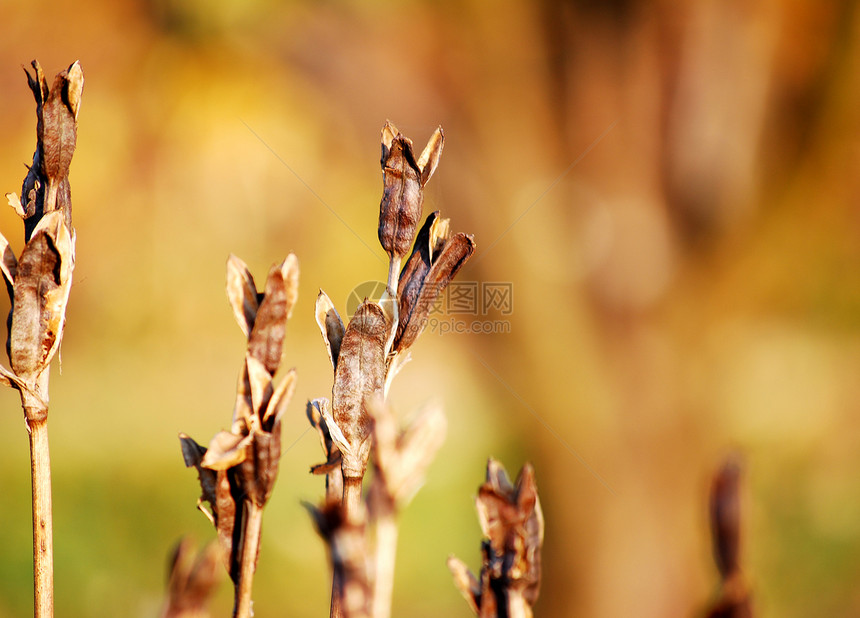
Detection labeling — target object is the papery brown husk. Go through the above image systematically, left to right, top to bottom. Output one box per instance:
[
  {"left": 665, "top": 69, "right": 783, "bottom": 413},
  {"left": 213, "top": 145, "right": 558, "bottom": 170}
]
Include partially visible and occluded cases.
[{"left": 332, "top": 301, "right": 387, "bottom": 476}]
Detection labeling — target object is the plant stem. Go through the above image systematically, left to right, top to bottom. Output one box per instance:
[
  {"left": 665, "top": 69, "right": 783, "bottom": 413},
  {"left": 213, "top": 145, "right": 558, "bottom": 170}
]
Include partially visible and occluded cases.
[
  {"left": 386, "top": 256, "right": 401, "bottom": 297},
  {"left": 21, "top": 372, "right": 53, "bottom": 618},
  {"left": 27, "top": 413, "right": 53, "bottom": 617},
  {"left": 329, "top": 476, "right": 363, "bottom": 618},
  {"left": 342, "top": 476, "right": 363, "bottom": 521},
  {"left": 233, "top": 502, "right": 263, "bottom": 618},
  {"left": 371, "top": 514, "right": 398, "bottom": 618}
]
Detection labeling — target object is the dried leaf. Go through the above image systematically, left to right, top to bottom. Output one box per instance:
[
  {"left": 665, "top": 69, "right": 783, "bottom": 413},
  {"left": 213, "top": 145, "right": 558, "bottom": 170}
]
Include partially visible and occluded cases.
[
  {"left": 6, "top": 191, "right": 27, "bottom": 218},
  {"left": 0, "top": 229, "right": 17, "bottom": 291},
  {"left": 225, "top": 254, "right": 259, "bottom": 337},
  {"left": 247, "top": 263, "right": 288, "bottom": 375},
  {"left": 315, "top": 290, "right": 344, "bottom": 370},
  {"left": 332, "top": 301, "right": 388, "bottom": 477},
  {"left": 0, "top": 364, "right": 25, "bottom": 391},
  {"left": 307, "top": 398, "right": 344, "bottom": 500},
  {"left": 320, "top": 403, "right": 353, "bottom": 463},
  {"left": 201, "top": 431, "right": 251, "bottom": 470},
  {"left": 179, "top": 434, "right": 218, "bottom": 524},
  {"left": 446, "top": 556, "right": 480, "bottom": 615}
]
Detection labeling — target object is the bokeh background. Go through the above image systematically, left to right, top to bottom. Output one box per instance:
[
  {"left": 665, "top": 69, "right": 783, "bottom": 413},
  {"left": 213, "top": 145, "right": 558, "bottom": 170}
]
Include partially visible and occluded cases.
[{"left": 1, "top": 1, "right": 859, "bottom": 616}]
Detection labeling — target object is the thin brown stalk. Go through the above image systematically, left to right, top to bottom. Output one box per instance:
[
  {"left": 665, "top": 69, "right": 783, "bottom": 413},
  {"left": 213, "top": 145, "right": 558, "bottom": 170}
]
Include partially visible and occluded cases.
[
  {"left": 26, "top": 406, "right": 53, "bottom": 617},
  {"left": 329, "top": 477, "right": 363, "bottom": 617},
  {"left": 342, "top": 477, "right": 363, "bottom": 521},
  {"left": 234, "top": 502, "right": 264, "bottom": 618},
  {"left": 329, "top": 572, "right": 344, "bottom": 618}
]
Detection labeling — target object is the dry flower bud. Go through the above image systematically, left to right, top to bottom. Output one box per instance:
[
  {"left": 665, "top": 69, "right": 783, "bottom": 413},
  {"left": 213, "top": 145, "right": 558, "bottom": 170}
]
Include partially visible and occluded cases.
[{"left": 378, "top": 121, "right": 444, "bottom": 260}]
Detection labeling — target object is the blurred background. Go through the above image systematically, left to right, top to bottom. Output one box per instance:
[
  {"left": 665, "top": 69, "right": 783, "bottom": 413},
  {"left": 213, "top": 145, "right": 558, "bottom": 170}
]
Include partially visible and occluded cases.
[{"left": 1, "top": 0, "right": 859, "bottom": 616}]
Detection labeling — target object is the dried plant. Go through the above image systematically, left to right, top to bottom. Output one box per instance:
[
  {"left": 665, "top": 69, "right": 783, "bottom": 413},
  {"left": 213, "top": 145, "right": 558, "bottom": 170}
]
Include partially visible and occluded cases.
[
  {"left": 0, "top": 59, "right": 83, "bottom": 617},
  {"left": 308, "top": 121, "right": 474, "bottom": 617},
  {"left": 179, "top": 254, "right": 299, "bottom": 618},
  {"left": 705, "top": 456, "right": 753, "bottom": 618},
  {"left": 448, "top": 459, "right": 544, "bottom": 618},
  {"left": 162, "top": 538, "right": 223, "bottom": 618}
]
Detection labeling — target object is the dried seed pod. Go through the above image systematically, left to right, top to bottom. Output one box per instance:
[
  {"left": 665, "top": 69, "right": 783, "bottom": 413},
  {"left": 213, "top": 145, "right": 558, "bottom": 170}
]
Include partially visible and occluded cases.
[
  {"left": 18, "top": 60, "right": 84, "bottom": 241},
  {"left": 377, "top": 121, "right": 444, "bottom": 260},
  {"left": 8, "top": 211, "right": 75, "bottom": 387},
  {"left": 395, "top": 212, "right": 475, "bottom": 352},
  {"left": 181, "top": 254, "right": 298, "bottom": 595},
  {"left": 248, "top": 266, "right": 287, "bottom": 374},
  {"left": 331, "top": 301, "right": 388, "bottom": 478},
  {"left": 449, "top": 460, "right": 544, "bottom": 617}
]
